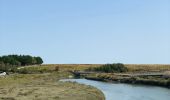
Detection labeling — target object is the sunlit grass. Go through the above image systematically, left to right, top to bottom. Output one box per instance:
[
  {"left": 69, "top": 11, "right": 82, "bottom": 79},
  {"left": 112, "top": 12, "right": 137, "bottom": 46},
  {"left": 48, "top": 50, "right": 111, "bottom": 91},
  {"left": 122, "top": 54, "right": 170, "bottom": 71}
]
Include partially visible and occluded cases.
[{"left": 125, "top": 64, "right": 170, "bottom": 72}]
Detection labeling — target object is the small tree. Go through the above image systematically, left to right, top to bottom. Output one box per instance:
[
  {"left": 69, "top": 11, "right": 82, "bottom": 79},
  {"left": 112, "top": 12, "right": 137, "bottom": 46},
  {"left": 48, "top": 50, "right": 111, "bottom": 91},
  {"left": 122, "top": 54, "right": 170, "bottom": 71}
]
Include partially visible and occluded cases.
[{"left": 35, "top": 57, "right": 43, "bottom": 64}]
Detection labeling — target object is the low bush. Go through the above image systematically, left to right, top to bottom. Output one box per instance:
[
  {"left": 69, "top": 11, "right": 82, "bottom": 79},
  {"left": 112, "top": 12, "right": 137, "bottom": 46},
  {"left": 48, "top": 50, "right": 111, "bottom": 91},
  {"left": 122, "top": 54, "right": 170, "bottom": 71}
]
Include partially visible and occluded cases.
[{"left": 88, "top": 63, "right": 128, "bottom": 73}]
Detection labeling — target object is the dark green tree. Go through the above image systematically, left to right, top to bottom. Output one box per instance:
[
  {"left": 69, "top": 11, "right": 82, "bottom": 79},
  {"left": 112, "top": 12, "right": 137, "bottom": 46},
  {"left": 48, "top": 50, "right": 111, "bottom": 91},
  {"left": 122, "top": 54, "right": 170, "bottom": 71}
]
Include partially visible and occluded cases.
[
  {"left": 0, "top": 54, "right": 43, "bottom": 71},
  {"left": 35, "top": 57, "right": 43, "bottom": 64}
]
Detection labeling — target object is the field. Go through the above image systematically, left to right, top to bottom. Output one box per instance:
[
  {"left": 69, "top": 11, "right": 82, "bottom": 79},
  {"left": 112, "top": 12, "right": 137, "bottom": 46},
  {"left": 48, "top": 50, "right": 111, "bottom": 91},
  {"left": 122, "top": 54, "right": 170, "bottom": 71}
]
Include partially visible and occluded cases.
[
  {"left": 0, "top": 64, "right": 170, "bottom": 100},
  {"left": 20, "top": 64, "right": 170, "bottom": 72},
  {"left": 44, "top": 64, "right": 170, "bottom": 72},
  {"left": 125, "top": 64, "right": 170, "bottom": 72},
  {"left": 0, "top": 65, "right": 105, "bottom": 100}
]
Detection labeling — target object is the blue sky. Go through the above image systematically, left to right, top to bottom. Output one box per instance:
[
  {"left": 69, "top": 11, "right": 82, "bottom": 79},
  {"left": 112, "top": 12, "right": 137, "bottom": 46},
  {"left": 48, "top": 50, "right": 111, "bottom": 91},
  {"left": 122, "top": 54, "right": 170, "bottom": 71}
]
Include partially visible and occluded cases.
[{"left": 0, "top": 0, "right": 170, "bottom": 64}]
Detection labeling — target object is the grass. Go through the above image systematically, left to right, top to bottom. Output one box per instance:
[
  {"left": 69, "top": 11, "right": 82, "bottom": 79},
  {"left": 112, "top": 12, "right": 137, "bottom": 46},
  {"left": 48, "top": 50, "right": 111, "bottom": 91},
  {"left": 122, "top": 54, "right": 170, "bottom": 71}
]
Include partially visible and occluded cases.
[
  {"left": 1, "top": 64, "right": 170, "bottom": 100},
  {"left": 14, "top": 64, "right": 170, "bottom": 73},
  {"left": 42, "top": 64, "right": 101, "bottom": 71},
  {"left": 44, "top": 64, "right": 170, "bottom": 72},
  {"left": 125, "top": 64, "right": 170, "bottom": 72},
  {"left": 0, "top": 65, "right": 105, "bottom": 100},
  {"left": 85, "top": 71, "right": 170, "bottom": 88},
  {"left": 0, "top": 74, "right": 40, "bottom": 86},
  {"left": 0, "top": 80, "right": 105, "bottom": 100}
]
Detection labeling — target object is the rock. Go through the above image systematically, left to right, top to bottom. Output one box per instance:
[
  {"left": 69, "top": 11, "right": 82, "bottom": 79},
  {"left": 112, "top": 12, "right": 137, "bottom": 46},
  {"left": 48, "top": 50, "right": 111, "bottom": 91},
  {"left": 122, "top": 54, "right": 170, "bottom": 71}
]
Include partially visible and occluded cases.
[{"left": 0, "top": 72, "right": 6, "bottom": 76}]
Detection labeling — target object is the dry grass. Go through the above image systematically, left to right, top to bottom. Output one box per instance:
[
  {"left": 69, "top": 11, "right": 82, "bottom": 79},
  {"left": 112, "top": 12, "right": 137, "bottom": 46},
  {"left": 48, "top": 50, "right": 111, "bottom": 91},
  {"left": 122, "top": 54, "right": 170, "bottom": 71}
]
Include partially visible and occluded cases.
[
  {"left": 1, "top": 64, "right": 169, "bottom": 100},
  {"left": 19, "top": 64, "right": 170, "bottom": 74},
  {"left": 37, "top": 64, "right": 170, "bottom": 73},
  {"left": 42, "top": 64, "right": 170, "bottom": 72},
  {"left": 42, "top": 64, "right": 101, "bottom": 71},
  {"left": 125, "top": 64, "right": 170, "bottom": 72},
  {"left": 0, "top": 65, "right": 105, "bottom": 100},
  {"left": 0, "top": 81, "right": 104, "bottom": 100}
]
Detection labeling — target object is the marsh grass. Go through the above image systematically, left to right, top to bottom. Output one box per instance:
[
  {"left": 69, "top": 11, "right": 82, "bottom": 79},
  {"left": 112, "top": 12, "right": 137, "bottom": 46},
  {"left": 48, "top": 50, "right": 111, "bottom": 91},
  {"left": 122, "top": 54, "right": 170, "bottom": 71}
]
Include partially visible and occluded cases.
[
  {"left": 47, "top": 64, "right": 170, "bottom": 72},
  {"left": 125, "top": 64, "right": 170, "bottom": 72},
  {"left": 0, "top": 70, "right": 105, "bottom": 100}
]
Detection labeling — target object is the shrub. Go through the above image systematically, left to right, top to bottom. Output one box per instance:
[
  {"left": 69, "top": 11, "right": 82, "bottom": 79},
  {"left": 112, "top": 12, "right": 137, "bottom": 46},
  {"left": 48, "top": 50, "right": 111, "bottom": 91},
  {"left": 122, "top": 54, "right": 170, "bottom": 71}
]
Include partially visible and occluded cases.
[
  {"left": 90, "top": 63, "right": 128, "bottom": 73},
  {"left": 54, "top": 66, "right": 59, "bottom": 72},
  {"left": 17, "top": 68, "right": 30, "bottom": 74}
]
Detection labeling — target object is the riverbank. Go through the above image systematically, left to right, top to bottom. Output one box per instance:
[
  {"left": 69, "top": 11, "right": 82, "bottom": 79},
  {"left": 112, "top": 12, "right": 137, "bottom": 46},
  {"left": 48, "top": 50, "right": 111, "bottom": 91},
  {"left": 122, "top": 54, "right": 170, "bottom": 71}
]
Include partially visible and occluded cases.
[
  {"left": 67, "top": 64, "right": 170, "bottom": 88},
  {"left": 0, "top": 65, "right": 105, "bottom": 100},
  {"left": 85, "top": 73, "right": 170, "bottom": 88}
]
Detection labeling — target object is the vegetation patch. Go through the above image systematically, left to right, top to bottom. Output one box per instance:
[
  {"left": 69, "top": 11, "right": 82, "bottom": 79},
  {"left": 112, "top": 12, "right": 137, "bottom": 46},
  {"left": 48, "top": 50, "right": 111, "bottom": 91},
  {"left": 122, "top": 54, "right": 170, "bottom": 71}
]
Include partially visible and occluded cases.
[
  {"left": 0, "top": 55, "right": 43, "bottom": 72},
  {"left": 88, "top": 63, "right": 128, "bottom": 73},
  {"left": 0, "top": 72, "right": 105, "bottom": 100}
]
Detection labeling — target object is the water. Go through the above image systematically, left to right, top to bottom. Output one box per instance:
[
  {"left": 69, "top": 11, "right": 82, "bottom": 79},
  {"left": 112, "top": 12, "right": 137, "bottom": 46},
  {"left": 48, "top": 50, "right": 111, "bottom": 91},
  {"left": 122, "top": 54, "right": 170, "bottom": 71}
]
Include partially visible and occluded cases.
[{"left": 61, "top": 79, "right": 170, "bottom": 100}]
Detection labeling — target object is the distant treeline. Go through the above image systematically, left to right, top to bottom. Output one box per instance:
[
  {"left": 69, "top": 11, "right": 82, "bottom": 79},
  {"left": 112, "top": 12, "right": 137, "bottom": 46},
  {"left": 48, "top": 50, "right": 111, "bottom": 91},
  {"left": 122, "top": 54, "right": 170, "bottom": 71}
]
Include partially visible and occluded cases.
[{"left": 0, "top": 55, "right": 43, "bottom": 68}]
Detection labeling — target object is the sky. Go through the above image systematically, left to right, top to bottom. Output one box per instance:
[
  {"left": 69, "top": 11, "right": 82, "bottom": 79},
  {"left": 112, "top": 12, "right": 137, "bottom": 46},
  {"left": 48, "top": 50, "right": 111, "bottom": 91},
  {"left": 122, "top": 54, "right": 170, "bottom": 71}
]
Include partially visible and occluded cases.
[{"left": 0, "top": 0, "right": 170, "bottom": 64}]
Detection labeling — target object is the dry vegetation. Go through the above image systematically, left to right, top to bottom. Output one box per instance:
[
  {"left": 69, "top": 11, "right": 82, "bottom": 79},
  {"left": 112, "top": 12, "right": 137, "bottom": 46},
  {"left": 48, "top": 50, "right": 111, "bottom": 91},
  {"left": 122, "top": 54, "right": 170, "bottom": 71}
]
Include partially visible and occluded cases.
[
  {"left": 1, "top": 64, "right": 169, "bottom": 100},
  {"left": 42, "top": 64, "right": 101, "bottom": 71},
  {"left": 43, "top": 64, "right": 170, "bottom": 72},
  {"left": 83, "top": 64, "right": 170, "bottom": 88},
  {"left": 125, "top": 64, "right": 170, "bottom": 72},
  {"left": 0, "top": 65, "right": 105, "bottom": 100}
]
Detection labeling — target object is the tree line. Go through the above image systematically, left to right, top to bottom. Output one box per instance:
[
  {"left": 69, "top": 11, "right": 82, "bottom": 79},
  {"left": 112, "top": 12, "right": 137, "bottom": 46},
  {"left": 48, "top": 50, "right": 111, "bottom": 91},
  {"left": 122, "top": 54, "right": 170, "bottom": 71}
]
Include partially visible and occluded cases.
[{"left": 0, "top": 55, "right": 43, "bottom": 68}]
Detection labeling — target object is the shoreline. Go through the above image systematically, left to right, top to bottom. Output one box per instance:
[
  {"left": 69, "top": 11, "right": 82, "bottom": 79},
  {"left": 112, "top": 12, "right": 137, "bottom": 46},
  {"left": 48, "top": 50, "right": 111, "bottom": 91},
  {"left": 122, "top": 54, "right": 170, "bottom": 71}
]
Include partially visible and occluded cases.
[{"left": 85, "top": 76, "right": 170, "bottom": 89}]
